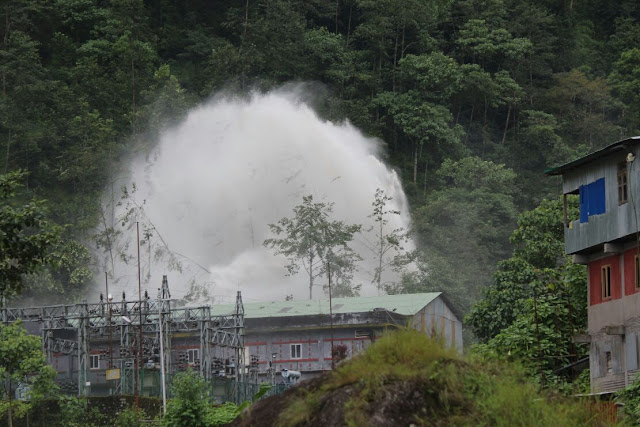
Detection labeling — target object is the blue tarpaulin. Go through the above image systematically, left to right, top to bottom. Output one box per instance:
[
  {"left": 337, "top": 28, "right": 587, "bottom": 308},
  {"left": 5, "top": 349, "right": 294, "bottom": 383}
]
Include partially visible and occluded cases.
[{"left": 579, "top": 178, "right": 605, "bottom": 223}]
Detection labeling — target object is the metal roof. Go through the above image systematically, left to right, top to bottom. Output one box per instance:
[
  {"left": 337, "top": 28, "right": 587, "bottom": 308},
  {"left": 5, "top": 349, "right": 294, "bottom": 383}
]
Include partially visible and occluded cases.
[
  {"left": 544, "top": 136, "right": 640, "bottom": 176},
  {"left": 210, "top": 293, "right": 442, "bottom": 318}
]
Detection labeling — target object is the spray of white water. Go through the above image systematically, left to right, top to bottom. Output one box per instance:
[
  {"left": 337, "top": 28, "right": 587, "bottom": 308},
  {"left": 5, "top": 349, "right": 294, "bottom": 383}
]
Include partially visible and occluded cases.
[{"left": 95, "top": 88, "right": 413, "bottom": 303}]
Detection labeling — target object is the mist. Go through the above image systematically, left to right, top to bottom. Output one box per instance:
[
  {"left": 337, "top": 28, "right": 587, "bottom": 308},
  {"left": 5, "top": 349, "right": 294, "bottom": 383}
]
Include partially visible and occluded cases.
[{"left": 94, "top": 88, "right": 413, "bottom": 304}]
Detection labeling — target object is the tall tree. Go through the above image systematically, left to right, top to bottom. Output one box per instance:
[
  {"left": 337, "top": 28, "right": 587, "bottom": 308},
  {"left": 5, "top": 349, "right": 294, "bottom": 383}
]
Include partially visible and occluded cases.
[
  {"left": 0, "top": 171, "right": 61, "bottom": 297},
  {"left": 362, "top": 188, "right": 412, "bottom": 294},
  {"left": 264, "top": 195, "right": 361, "bottom": 299},
  {"left": 468, "top": 197, "right": 586, "bottom": 385},
  {"left": 0, "top": 320, "right": 56, "bottom": 427}
]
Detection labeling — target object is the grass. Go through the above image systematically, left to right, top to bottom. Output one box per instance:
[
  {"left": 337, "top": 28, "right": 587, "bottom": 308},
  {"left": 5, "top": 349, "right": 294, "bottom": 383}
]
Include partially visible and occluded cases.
[{"left": 276, "top": 329, "right": 616, "bottom": 426}]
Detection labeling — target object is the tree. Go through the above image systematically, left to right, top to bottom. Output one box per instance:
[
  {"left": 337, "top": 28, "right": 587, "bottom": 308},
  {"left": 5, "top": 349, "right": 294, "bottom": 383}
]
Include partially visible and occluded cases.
[
  {"left": 406, "top": 157, "right": 517, "bottom": 313},
  {"left": 0, "top": 171, "right": 62, "bottom": 297},
  {"left": 361, "top": 188, "right": 412, "bottom": 294},
  {"left": 264, "top": 195, "right": 361, "bottom": 299},
  {"left": 467, "top": 197, "right": 587, "bottom": 385},
  {"left": 0, "top": 321, "right": 56, "bottom": 427},
  {"left": 163, "top": 370, "right": 211, "bottom": 427}
]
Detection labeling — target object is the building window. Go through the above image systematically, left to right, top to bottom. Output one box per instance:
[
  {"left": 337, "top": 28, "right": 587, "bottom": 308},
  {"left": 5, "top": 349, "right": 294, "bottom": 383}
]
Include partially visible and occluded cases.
[
  {"left": 618, "top": 162, "right": 628, "bottom": 205},
  {"left": 579, "top": 178, "right": 606, "bottom": 223},
  {"left": 636, "top": 255, "right": 640, "bottom": 289},
  {"left": 601, "top": 265, "right": 612, "bottom": 299},
  {"left": 290, "top": 344, "right": 302, "bottom": 359},
  {"left": 187, "top": 349, "right": 199, "bottom": 364},
  {"left": 606, "top": 351, "right": 613, "bottom": 374},
  {"left": 90, "top": 354, "right": 100, "bottom": 370}
]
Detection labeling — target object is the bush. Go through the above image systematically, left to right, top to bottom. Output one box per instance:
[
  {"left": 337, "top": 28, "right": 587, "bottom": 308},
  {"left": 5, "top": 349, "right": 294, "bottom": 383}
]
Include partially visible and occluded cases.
[
  {"left": 277, "top": 328, "right": 614, "bottom": 426},
  {"left": 163, "top": 370, "right": 211, "bottom": 427},
  {"left": 617, "top": 375, "right": 640, "bottom": 424},
  {"left": 116, "top": 406, "right": 147, "bottom": 427}
]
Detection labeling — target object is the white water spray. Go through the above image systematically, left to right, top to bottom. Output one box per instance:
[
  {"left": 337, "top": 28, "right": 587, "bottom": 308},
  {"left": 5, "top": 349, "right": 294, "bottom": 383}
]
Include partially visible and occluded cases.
[{"left": 97, "top": 89, "right": 413, "bottom": 303}]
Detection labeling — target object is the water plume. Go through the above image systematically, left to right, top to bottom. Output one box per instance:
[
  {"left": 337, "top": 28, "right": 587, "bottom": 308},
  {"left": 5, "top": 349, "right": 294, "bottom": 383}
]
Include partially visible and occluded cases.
[{"left": 96, "top": 88, "right": 413, "bottom": 303}]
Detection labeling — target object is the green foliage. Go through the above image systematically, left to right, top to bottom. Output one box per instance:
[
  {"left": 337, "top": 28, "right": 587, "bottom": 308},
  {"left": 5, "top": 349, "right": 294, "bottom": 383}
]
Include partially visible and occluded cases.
[
  {"left": 1, "top": 0, "right": 638, "bottom": 347},
  {"left": 402, "top": 157, "right": 517, "bottom": 312},
  {"left": 0, "top": 171, "right": 62, "bottom": 297},
  {"left": 362, "top": 188, "right": 413, "bottom": 294},
  {"left": 264, "top": 195, "right": 361, "bottom": 299},
  {"left": 467, "top": 197, "right": 587, "bottom": 386},
  {"left": 0, "top": 320, "right": 57, "bottom": 426},
  {"left": 274, "top": 329, "right": 612, "bottom": 426},
  {"left": 163, "top": 370, "right": 211, "bottom": 427},
  {"left": 163, "top": 370, "right": 267, "bottom": 426},
  {"left": 616, "top": 374, "right": 640, "bottom": 424},
  {"left": 57, "top": 396, "right": 105, "bottom": 427},
  {"left": 205, "top": 402, "right": 243, "bottom": 426},
  {"left": 115, "top": 405, "right": 146, "bottom": 427}
]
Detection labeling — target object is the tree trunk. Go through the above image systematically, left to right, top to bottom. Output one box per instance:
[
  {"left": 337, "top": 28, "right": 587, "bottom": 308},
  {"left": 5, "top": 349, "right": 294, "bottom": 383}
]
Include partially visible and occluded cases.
[
  {"left": 244, "top": 0, "right": 249, "bottom": 37},
  {"left": 335, "top": 0, "right": 339, "bottom": 34},
  {"left": 345, "top": 3, "right": 352, "bottom": 48},
  {"left": 3, "top": 4, "right": 9, "bottom": 97},
  {"left": 400, "top": 19, "right": 406, "bottom": 60},
  {"left": 392, "top": 29, "right": 398, "bottom": 92},
  {"left": 130, "top": 55, "right": 136, "bottom": 136},
  {"left": 483, "top": 96, "right": 488, "bottom": 127},
  {"left": 501, "top": 104, "right": 512, "bottom": 145},
  {"left": 465, "top": 105, "right": 474, "bottom": 144},
  {"left": 4, "top": 130, "right": 10, "bottom": 173},
  {"left": 413, "top": 141, "right": 418, "bottom": 184},
  {"left": 423, "top": 157, "right": 429, "bottom": 200},
  {"left": 309, "top": 253, "right": 314, "bottom": 300},
  {"left": 8, "top": 377, "right": 13, "bottom": 427}
]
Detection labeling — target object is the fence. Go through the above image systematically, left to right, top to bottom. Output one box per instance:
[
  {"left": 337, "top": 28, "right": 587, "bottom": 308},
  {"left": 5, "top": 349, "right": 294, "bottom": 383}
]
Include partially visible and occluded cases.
[{"left": 57, "top": 370, "right": 289, "bottom": 405}]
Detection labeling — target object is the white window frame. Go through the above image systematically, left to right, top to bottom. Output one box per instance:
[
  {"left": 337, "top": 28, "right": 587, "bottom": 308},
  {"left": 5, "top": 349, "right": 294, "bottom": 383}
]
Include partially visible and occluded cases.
[
  {"left": 290, "top": 344, "right": 302, "bottom": 359},
  {"left": 187, "top": 349, "right": 199, "bottom": 364},
  {"left": 90, "top": 354, "right": 100, "bottom": 370}
]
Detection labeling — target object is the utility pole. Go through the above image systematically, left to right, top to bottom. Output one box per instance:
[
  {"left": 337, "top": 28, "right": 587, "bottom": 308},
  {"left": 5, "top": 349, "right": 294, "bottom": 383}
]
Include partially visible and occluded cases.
[
  {"left": 135, "top": 222, "right": 143, "bottom": 408},
  {"left": 328, "top": 262, "right": 334, "bottom": 370},
  {"left": 158, "top": 289, "right": 167, "bottom": 414}
]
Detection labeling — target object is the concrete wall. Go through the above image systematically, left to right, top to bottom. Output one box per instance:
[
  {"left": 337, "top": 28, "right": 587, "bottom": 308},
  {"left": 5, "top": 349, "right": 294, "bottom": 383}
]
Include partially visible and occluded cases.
[
  {"left": 563, "top": 145, "right": 640, "bottom": 254},
  {"left": 586, "top": 246, "right": 640, "bottom": 392},
  {"left": 588, "top": 272, "right": 640, "bottom": 333},
  {"left": 246, "top": 326, "right": 375, "bottom": 378}
]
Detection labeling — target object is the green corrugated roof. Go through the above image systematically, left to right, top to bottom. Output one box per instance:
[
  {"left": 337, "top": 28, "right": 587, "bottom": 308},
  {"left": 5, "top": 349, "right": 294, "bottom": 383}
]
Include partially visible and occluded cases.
[{"left": 210, "top": 293, "right": 442, "bottom": 318}]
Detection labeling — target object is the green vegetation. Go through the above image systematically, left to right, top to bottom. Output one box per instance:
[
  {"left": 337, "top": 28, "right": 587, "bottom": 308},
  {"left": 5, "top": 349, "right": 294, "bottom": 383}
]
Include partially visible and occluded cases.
[
  {"left": 2, "top": 0, "right": 638, "bottom": 309},
  {"left": 3, "top": 1, "right": 640, "bottom": 419},
  {"left": 0, "top": 170, "right": 63, "bottom": 297},
  {"left": 264, "top": 195, "right": 362, "bottom": 299},
  {"left": 468, "top": 197, "right": 587, "bottom": 386},
  {"left": 0, "top": 321, "right": 57, "bottom": 427},
  {"left": 241, "top": 329, "right": 613, "bottom": 426},
  {"left": 162, "top": 369, "right": 271, "bottom": 427},
  {"left": 163, "top": 370, "right": 214, "bottom": 427},
  {"left": 617, "top": 375, "right": 640, "bottom": 424},
  {"left": 115, "top": 406, "right": 147, "bottom": 427}
]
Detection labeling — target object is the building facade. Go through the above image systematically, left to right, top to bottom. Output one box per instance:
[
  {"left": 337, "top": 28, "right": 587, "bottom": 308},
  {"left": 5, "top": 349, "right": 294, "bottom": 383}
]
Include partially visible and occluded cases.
[
  {"left": 547, "top": 136, "right": 640, "bottom": 393},
  {"left": 3, "top": 290, "right": 461, "bottom": 399},
  {"left": 212, "top": 292, "right": 462, "bottom": 382}
]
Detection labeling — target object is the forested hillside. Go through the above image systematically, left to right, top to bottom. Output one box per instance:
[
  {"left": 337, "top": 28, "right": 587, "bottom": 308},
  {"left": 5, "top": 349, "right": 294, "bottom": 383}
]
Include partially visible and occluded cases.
[{"left": 2, "top": 0, "right": 639, "bottom": 310}]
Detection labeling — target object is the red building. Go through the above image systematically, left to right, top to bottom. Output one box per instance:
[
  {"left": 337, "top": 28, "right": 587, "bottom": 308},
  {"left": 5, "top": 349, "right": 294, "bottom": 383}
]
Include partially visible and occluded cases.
[{"left": 547, "top": 136, "right": 640, "bottom": 393}]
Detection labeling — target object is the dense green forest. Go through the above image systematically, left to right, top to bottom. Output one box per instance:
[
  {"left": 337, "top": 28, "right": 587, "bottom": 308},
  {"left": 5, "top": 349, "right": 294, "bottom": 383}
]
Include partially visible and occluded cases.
[{"left": 2, "top": 0, "right": 640, "bottom": 325}]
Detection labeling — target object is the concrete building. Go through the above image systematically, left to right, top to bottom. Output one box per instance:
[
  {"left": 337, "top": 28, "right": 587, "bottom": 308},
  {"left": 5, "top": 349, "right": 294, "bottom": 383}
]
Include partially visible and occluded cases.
[
  {"left": 547, "top": 136, "right": 640, "bottom": 393},
  {"left": 2, "top": 289, "right": 460, "bottom": 399},
  {"left": 212, "top": 292, "right": 462, "bottom": 381}
]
